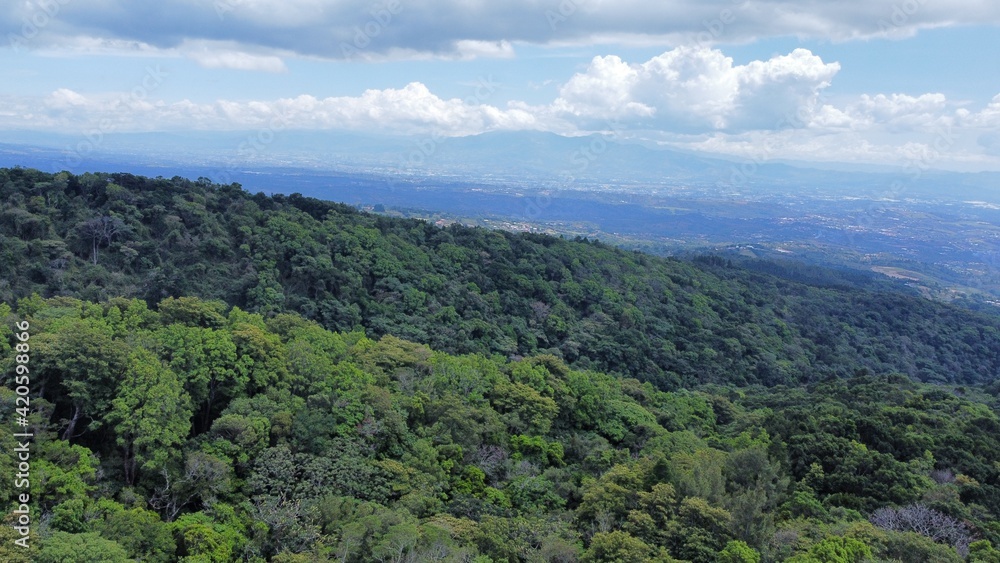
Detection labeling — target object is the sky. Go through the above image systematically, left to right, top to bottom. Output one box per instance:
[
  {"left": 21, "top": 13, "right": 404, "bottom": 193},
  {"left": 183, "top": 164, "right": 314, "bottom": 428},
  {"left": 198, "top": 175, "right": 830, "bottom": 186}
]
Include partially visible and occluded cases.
[{"left": 2, "top": 0, "right": 1000, "bottom": 171}]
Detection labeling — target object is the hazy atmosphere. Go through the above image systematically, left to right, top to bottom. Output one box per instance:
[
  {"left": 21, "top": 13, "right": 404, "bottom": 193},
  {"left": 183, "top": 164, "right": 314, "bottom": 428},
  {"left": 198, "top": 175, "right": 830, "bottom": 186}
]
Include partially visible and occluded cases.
[
  {"left": 3, "top": 0, "right": 1000, "bottom": 170},
  {"left": 5, "top": 2, "right": 1000, "bottom": 563}
]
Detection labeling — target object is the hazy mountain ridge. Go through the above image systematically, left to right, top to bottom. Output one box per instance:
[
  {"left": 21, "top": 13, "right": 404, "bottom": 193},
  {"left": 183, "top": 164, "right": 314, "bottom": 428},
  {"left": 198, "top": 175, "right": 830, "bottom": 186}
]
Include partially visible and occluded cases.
[
  {"left": 9, "top": 129, "right": 995, "bottom": 189},
  {"left": 4, "top": 166, "right": 1000, "bottom": 388},
  {"left": 5, "top": 167, "right": 1000, "bottom": 562}
]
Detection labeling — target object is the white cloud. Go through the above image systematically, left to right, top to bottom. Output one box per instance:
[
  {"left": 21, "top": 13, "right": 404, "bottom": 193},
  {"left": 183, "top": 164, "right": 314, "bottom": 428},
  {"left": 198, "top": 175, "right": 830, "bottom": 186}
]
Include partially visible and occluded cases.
[
  {"left": 4, "top": 0, "right": 1000, "bottom": 61},
  {"left": 451, "top": 40, "right": 516, "bottom": 60},
  {"left": 3, "top": 43, "right": 1000, "bottom": 170},
  {"left": 2, "top": 47, "right": 991, "bottom": 145},
  {"left": 552, "top": 47, "right": 839, "bottom": 132},
  {"left": 732, "top": 49, "right": 840, "bottom": 129},
  {"left": 189, "top": 50, "right": 287, "bottom": 72},
  {"left": 552, "top": 55, "right": 653, "bottom": 121},
  {"left": 5, "top": 81, "right": 539, "bottom": 136},
  {"left": 47, "top": 88, "right": 88, "bottom": 109},
  {"left": 847, "top": 93, "right": 950, "bottom": 131},
  {"left": 967, "top": 93, "right": 1000, "bottom": 127},
  {"left": 674, "top": 129, "right": 995, "bottom": 171}
]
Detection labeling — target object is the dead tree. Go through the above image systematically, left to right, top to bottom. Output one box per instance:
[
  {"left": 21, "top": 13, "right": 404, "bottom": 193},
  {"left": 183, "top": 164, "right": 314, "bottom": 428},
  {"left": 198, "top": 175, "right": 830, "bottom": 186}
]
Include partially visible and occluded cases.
[
  {"left": 77, "top": 216, "right": 128, "bottom": 265},
  {"left": 870, "top": 503, "right": 973, "bottom": 556}
]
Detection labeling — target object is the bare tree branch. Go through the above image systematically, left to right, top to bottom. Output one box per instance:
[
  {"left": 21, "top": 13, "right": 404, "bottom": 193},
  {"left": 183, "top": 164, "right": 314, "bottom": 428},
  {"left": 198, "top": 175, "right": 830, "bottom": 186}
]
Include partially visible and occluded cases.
[
  {"left": 76, "top": 215, "right": 129, "bottom": 265},
  {"left": 870, "top": 503, "right": 974, "bottom": 556}
]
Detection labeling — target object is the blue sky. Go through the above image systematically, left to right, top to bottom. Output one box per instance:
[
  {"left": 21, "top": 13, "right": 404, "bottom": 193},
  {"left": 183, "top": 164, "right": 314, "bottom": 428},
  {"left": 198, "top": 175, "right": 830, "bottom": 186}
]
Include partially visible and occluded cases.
[{"left": 2, "top": 1, "right": 1000, "bottom": 171}]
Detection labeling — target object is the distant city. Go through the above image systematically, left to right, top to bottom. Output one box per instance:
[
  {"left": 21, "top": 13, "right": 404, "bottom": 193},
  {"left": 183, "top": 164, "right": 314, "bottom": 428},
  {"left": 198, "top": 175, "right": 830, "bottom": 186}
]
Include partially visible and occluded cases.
[{"left": 4, "top": 129, "right": 1000, "bottom": 305}]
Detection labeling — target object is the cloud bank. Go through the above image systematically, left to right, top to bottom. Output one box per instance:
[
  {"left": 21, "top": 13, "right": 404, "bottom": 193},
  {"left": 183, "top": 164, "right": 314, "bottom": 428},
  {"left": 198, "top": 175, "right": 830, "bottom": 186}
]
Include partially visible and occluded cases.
[
  {"left": 4, "top": 0, "right": 1000, "bottom": 62},
  {"left": 3, "top": 47, "right": 987, "bottom": 138}
]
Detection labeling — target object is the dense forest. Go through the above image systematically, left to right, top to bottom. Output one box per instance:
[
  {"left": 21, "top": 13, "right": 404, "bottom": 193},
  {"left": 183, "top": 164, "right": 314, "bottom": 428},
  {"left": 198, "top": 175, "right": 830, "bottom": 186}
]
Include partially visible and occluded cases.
[
  {"left": 3, "top": 167, "right": 1000, "bottom": 561},
  {"left": 3, "top": 168, "right": 1000, "bottom": 388},
  {"left": 3, "top": 296, "right": 1000, "bottom": 562}
]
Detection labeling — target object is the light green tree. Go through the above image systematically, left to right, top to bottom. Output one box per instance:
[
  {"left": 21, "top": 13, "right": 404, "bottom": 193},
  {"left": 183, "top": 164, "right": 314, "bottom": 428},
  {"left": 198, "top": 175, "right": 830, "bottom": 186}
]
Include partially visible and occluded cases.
[
  {"left": 33, "top": 318, "right": 130, "bottom": 440},
  {"left": 155, "top": 324, "right": 243, "bottom": 430},
  {"left": 108, "top": 349, "right": 192, "bottom": 485},
  {"left": 37, "top": 531, "right": 132, "bottom": 563},
  {"left": 718, "top": 540, "right": 761, "bottom": 563}
]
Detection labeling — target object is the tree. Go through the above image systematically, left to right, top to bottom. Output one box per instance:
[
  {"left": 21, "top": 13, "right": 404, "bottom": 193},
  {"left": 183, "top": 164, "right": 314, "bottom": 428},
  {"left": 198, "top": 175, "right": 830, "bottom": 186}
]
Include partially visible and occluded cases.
[
  {"left": 75, "top": 215, "right": 128, "bottom": 265},
  {"left": 158, "top": 296, "right": 227, "bottom": 328},
  {"left": 33, "top": 318, "right": 130, "bottom": 440},
  {"left": 155, "top": 324, "right": 243, "bottom": 431},
  {"left": 107, "top": 349, "right": 192, "bottom": 485},
  {"left": 490, "top": 380, "right": 559, "bottom": 435},
  {"left": 31, "top": 439, "right": 100, "bottom": 510},
  {"left": 724, "top": 446, "right": 786, "bottom": 545},
  {"left": 670, "top": 449, "right": 727, "bottom": 505},
  {"left": 150, "top": 451, "right": 232, "bottom": 521},
  {"left": 578, "top": 461, "right": 651, "bottom": 531},
  {"left": 671, "top": 497, "right": 733, "bottom": 563},
  {"left": 90, "top": 499, "right": 176, "bottom": 563},
  {"left": 869, "top": 503, "right": 972, "bottom": 554},
  {"left": 171, "top": 512, "right": 244, "bottom": 563},
  {"left": 0, "top": 513, "right": 37, "bottom": 562},
  {"left": 582, "top": 530, "right": 672, "bottom": 562},
  {"left": 37, "top": 531, "right": 132, "bottom": 563},
  {"left": 880, "top": 531, "right": 964, "bottom": 563},
  {"left": 785, "top": 536, "right": 873, "bottom": 563},
  {"left": 718, "top": 540, "right": 761, "bottom": 563},
  {"left": 969, "top": 540, "right": 1000, "bottom": 563}
]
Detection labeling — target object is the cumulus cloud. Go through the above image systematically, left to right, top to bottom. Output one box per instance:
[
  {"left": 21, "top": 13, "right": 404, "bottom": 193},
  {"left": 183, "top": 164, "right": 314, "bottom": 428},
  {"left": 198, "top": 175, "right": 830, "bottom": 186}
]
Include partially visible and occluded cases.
[
  {"left": 3, "top": 0, "right": 1000, "bottom": 61},
  {"left": 2, "top": 37, "right": 1000, "bottom": 169},
  {"left": 2, "top": 46, "right": 994, "bottom": 142},
  {"left": 552, "top": 47, "right": 839, "bottom": 132},
  {"left": 0, "top": 81, "right": 539, "bottom": 136},
  {"left": 244, "top": 82, "right": 540, "bottom": 134},
  {"left": 47, "top": 88, "right": 88, "bottom": 109},
  {"left": 847, "top": 93, "right": 951, "bottom": 131},
  {"left": 966, "top": 94, "right": 1000, "bottom": 127}
]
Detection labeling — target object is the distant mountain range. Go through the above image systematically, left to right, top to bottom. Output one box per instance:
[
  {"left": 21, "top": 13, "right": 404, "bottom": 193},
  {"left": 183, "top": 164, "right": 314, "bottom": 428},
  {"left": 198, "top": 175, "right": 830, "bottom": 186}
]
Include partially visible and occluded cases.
[{"left": 2, "top": 129, "right": 999, "bottom": 201}]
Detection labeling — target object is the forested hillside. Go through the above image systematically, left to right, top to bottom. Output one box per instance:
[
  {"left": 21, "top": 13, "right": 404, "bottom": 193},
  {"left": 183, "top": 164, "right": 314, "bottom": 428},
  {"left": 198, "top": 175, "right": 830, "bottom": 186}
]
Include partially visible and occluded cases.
[
  {"left": 3, "top": 167, "right": 1000, "bottom": 388},
  {"left": 5, "top": 167, "right": 1000, "bottom": 561},
  {"left": 2, "top": 296, "right": 1000, "bottom": 562}
]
